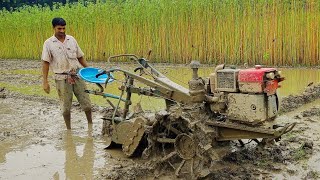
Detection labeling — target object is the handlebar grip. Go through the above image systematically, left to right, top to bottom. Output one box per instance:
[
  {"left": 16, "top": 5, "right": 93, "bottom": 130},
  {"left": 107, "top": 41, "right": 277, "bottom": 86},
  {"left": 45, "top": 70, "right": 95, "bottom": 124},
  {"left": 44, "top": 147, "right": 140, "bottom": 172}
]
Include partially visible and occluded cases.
[{"left": 95, "top": 70, "right": 106, "bottom": 78}]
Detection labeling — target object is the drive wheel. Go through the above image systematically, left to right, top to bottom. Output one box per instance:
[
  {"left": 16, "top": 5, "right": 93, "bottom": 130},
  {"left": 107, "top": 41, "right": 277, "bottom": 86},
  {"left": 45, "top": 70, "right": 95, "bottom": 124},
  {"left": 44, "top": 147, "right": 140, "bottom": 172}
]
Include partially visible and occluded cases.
[{"left": 159, "top": 133, "right": 210, "bottom": 179}]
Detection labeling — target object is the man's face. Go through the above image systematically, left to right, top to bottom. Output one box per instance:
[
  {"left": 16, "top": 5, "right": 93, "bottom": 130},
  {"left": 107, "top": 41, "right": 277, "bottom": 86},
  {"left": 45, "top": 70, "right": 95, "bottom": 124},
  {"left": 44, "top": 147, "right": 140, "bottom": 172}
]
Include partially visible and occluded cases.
[{"left": 53, "top": 25, "right": 66, "bottom": 37}]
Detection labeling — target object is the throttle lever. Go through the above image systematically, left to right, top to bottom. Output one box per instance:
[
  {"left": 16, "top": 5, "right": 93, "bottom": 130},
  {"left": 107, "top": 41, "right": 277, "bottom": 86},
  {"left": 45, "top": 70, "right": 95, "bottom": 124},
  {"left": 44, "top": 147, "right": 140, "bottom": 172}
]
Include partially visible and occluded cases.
[
  {"left": 134, "top": 67, "right": 145, "bottom": 76},
  {"left": 134, "top": 67, "right": 143, "bottom": 72},
  {"left": 95, "top": 70, "right": 106, "bottom": 78},
  {"left": 104, "top": 72, "right": 112, "bottom": 88}
]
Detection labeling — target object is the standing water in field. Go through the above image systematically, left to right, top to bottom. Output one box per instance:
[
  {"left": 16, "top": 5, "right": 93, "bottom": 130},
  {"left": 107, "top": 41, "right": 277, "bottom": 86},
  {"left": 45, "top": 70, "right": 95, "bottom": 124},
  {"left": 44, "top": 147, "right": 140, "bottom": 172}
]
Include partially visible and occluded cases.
[{"left": 0, "top": 60, "right": 320, "bottom": 179}]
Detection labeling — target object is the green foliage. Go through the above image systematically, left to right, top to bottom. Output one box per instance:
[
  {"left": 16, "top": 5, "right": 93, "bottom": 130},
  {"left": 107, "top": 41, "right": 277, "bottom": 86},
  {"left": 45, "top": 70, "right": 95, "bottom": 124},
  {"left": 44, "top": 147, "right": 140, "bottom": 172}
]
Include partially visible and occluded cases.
[
  {"left": 0, "top": 0, "right": 320, "bottom": 66},
  {"left": 292, "top": 147, "right": 307, "bottom": 160}
]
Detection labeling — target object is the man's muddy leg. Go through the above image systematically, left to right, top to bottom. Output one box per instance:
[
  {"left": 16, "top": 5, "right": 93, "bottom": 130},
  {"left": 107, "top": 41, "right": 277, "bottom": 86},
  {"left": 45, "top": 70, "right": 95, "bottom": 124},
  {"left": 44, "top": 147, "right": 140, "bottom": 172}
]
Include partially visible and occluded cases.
[
  {"left": 74, "top": 78, "right": 92, "bottom": 125},
  {"left": 56, "top": 79, "right": 73, "bottom": 130},
  {"left": 85, "top": 110, "right": 92, "bottom": 124},
  {"left": 63, "top": 111, "right": 72, "bottom": 129}
]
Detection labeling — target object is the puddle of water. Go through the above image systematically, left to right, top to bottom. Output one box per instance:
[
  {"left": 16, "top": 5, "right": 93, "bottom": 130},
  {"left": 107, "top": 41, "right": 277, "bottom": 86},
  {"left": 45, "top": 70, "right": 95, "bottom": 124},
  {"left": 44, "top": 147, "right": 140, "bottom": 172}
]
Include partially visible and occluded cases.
[
  {"left": 278, "top": 68, "right": 320, "bottom": 96},
  {"left": 0, "top": 132, "right": 107, "bottom": 180},
  {"left": 0, "top": 144, "right": 65, "bottom": 180}
]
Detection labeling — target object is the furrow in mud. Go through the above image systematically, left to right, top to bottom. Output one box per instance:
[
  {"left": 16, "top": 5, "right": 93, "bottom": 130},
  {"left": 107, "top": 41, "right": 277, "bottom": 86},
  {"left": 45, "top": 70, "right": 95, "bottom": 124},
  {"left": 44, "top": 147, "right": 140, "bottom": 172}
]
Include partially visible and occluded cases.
[{"left": 281, "top": 83, "right": 320, "bottom": 113}]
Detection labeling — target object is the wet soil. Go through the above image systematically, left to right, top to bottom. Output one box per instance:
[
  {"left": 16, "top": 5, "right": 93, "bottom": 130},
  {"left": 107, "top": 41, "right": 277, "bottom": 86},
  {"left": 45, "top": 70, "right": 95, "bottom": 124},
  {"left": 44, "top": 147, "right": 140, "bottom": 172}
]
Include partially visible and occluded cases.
[
  {"left": 0, "top": 60, "right": 320, "bottom": 180},
  {"left": 281, "top": 84, "right": 320, "bottom": 113}
]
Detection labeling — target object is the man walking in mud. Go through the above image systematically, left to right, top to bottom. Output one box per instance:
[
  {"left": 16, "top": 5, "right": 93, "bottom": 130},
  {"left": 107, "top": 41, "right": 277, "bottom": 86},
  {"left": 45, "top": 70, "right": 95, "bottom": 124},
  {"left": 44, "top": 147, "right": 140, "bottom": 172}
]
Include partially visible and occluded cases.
[{"left": 41, "top": 17, "right": 92, "bottom": 129}]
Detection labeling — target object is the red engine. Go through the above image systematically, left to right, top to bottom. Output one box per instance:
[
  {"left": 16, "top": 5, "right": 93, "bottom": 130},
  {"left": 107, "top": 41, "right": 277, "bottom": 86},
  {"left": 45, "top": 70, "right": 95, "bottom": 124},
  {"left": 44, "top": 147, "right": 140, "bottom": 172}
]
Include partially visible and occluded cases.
[
  {"left": 208, "top": 65, "right": 284, "bottom": 125},
  {"left": 238, "top": 65, "right": 283, "bottom": 95}
]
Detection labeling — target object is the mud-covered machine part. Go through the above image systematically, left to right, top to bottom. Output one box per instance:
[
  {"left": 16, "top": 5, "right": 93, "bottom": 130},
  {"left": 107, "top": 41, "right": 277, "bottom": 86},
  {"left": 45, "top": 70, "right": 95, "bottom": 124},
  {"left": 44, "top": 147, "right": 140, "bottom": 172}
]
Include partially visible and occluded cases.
[{"left": 79, "top": 54, "right": 296, "bottom": 178}]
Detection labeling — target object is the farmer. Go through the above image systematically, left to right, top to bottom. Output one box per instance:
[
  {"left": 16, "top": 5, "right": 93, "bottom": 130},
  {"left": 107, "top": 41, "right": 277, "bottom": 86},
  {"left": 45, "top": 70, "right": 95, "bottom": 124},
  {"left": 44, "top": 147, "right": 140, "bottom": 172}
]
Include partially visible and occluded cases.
[{"left": 41, "top": 17, "right": 92, "bottom": 129}]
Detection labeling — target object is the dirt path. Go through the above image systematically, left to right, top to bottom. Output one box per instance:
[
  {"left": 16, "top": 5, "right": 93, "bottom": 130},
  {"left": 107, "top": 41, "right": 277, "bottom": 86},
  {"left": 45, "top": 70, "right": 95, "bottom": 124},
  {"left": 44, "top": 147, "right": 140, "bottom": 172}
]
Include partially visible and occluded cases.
[{"left": 0, "top": 60, "right": 320, "bottom": 179}]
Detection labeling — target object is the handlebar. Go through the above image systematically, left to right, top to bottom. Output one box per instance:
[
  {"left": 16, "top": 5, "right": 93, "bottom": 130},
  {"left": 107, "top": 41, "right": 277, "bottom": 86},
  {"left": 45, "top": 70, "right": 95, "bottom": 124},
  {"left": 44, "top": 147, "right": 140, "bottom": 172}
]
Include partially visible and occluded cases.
[{"left": 107, "top": 54, "right": 139, "bottom": 63}]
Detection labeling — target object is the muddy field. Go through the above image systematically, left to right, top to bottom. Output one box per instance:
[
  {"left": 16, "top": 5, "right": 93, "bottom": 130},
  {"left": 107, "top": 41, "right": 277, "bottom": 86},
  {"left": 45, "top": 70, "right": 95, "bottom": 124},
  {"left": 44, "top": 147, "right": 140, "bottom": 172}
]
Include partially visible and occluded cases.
[{"left": 0, "top": 60, "right": 320, "bottom": 180}]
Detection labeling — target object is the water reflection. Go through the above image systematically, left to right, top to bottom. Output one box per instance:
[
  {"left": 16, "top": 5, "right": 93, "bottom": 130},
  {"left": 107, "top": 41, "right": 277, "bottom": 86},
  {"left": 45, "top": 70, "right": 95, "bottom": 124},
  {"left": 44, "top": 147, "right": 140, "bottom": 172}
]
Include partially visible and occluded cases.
[{"left": 54, "top": 127, "right": 94, "bottom": 180}]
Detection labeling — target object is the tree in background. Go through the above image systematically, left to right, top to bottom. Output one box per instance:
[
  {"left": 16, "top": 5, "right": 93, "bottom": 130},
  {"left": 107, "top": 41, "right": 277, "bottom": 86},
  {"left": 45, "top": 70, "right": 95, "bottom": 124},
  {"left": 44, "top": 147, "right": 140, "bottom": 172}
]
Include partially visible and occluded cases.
[{"left": 0, "top": 0, "right": 99, "bottom": 10}]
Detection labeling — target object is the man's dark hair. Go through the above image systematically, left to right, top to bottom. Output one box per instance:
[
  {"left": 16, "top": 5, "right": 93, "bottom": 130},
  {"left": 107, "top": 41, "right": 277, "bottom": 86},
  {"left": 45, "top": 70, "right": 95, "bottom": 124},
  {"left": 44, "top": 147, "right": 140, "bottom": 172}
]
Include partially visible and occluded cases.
[{"left": 52, "top": 17, "right": 66, "bottom": 27}]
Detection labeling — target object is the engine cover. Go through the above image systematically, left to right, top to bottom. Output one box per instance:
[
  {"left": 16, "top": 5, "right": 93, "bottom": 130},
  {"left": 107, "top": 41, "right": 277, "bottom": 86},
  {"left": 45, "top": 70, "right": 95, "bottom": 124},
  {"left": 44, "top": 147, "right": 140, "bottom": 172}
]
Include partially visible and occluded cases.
[
  {"left": 238, "top": 66, "right": 277, "bottom": 94},
  {"left": 227, "top": 93, "right": 278, "bottom": 124}
]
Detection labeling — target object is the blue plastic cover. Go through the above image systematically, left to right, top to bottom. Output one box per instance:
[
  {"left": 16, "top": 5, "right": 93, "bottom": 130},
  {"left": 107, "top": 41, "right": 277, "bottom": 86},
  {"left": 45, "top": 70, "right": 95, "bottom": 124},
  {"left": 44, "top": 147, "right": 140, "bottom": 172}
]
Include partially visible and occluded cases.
[{"left": 78, "top": 67, "right": 114, "bottom": 84}]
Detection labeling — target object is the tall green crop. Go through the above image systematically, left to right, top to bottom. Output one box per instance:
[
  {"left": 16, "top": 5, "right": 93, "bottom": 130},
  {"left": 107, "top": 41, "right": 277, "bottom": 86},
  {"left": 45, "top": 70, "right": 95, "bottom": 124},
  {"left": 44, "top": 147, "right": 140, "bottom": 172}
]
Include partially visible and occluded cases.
[{"left": 0, "top": 0, "right": 319, "bottom": 66}]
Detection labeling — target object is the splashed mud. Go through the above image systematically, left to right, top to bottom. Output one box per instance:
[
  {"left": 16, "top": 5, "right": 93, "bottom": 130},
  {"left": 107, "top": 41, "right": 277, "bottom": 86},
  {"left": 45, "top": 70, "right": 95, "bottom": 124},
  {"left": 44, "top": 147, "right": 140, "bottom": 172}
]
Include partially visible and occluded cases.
[{"left": 0, "top": 60, "right": 320, "bottom": 180}]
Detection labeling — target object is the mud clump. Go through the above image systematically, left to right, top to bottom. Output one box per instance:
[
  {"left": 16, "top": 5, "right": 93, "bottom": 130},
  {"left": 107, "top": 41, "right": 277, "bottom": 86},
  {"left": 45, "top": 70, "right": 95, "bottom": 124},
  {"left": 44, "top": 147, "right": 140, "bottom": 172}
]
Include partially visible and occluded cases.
[
  {"left": 0, "top": 59, "right": 40, "bottom": 70},
  {"left": 281, "top": 83, "right": 320, "bottom": 113},
  {"left": 0, "top": 87, "right": 6, "bottom": 98},
  {"left": 5, "top": 90, "right": 58, "bottom": 105},
  {"left": 301, "top": 107, "right": 320, "bottom": 117},
  {"left": 301, "top": 140, "right": 313, "bottom": 149},
  {"left": 288, "top": 141, "right": 313, "bottom": 161},
  {"left": 223, "top": 146, "right": 287, "bottom": 165},
  {"left": 101, "top": 161, "right": 155, "bottom": 180},
  {"left": 206, "top": 167, "right": 252, "bottom": 180},
  {"left": 304, "top": 171, "right": 320, "bottom": 180}
]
